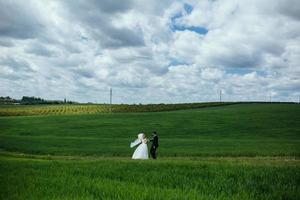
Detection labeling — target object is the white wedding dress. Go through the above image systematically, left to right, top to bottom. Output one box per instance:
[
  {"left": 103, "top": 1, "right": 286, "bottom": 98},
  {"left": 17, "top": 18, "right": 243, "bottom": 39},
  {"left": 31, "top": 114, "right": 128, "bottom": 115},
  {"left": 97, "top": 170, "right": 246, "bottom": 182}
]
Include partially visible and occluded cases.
[{"left": 131, "top": 134, "right": 149, "bottom": 159}]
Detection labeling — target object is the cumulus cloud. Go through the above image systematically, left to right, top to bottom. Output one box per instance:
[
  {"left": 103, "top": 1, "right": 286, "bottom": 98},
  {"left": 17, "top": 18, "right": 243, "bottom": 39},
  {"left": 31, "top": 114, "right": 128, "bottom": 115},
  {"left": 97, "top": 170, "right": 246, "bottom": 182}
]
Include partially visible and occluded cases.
[
  {"left": 0, "top": 0, "right": 299, "bottom": 103},
  {"left": 61, "top": 0, "right": 145, "bottom": 48}
]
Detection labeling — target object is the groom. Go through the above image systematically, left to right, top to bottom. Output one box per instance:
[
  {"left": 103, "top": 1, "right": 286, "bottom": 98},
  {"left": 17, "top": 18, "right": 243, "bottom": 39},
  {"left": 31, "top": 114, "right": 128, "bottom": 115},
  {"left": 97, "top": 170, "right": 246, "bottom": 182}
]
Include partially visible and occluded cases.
[{"left": 150, "top": 131, "right": 159, "bottom": 159}]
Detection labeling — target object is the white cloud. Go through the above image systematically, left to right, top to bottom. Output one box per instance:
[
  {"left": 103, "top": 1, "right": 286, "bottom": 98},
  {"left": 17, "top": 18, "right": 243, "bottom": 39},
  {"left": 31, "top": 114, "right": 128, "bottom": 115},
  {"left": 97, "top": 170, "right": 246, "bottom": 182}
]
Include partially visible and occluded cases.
[{"left": 0, "top": 0, "right": 299, "bottom": 103}]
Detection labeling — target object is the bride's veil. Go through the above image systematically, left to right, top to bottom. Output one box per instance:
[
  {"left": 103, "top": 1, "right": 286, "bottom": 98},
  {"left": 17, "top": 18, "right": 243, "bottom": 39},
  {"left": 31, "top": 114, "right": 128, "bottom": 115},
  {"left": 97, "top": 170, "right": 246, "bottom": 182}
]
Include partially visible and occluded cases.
[{"left": 130, "top": 133, "right": 144, "bottom": 148}]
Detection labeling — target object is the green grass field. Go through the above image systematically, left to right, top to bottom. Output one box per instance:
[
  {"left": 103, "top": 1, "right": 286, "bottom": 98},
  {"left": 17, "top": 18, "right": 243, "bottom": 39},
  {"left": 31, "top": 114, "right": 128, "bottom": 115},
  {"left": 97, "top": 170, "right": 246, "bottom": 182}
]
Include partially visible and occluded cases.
[
  {"left": 1, "top": 103, "right": 300, "bottom": 199},
  {"left": 1, "top": 154, "right": 299, "bottom": 200}
]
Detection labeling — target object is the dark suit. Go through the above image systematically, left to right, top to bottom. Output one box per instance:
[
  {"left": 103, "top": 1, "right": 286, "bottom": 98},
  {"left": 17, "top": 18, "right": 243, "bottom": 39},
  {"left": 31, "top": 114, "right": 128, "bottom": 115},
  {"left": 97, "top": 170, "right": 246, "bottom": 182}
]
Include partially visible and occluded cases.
[{"left": 150, "top": 135, "right": 159, "bottom": 159}]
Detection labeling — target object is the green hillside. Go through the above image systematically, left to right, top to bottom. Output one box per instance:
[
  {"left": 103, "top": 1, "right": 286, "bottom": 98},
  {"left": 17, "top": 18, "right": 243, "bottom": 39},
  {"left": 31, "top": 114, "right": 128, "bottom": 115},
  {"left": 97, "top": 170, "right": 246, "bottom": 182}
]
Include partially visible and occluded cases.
[
  {"left": 1, "top": 103, "right": 299, "bottom": 199},
  {"left": 1, "top": 104, "right": 299, "bottom": 157}
]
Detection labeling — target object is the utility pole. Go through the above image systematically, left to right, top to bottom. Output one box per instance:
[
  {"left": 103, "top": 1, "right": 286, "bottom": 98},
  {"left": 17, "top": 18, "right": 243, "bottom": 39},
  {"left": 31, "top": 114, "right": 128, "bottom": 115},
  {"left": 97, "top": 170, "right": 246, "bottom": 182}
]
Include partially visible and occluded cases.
[
  {"left": 110, "top": 88, "right": 112, "bottom": 113},
  {"left": 219, "top": 90, "right": 222, "bottom": 102},
  {"left": 269, "top": 92, "right": 272, "bottom": 103}
]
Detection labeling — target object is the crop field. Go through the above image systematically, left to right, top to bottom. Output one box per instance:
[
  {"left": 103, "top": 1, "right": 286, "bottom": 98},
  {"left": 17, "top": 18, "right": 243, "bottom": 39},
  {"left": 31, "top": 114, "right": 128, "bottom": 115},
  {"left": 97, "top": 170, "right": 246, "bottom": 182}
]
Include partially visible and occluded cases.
[
  {"left": 0, "top": 102, "right": 234, "bottom": 116},
  {"left": 0, "top": 103, "right": 300, "bottom": 199}
]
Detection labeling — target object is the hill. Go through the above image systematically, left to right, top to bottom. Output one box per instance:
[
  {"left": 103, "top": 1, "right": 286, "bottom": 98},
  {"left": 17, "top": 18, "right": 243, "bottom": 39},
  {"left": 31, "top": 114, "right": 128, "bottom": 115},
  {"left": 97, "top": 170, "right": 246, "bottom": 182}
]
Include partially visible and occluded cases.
[
  {"left": 0, "top": 103, "right": 299, "bottom": 157},
  {"left": 1, "top": 103, "right": 299, "bottom": 199}
]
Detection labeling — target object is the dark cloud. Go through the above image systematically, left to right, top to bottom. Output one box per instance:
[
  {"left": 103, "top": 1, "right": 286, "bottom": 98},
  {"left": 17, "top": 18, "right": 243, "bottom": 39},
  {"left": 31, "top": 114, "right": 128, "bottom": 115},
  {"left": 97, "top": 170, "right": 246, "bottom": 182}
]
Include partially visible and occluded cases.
[
  {"left": 0, "top": 0, "right": 44, "bottom": 39},
  {"left": 62, "top": 0, "right": 144, "bottom": 48},
  {"left": 65, "top": 0, "right": 133, "bottom": 14},
  {"left": 90, "top": 0, "right": 133, "bottom": 13},
  {"left": 277, "top": 0, "right": 300, "bottom": 20},
  {"left": 100, "top": 26, "right": 145, "bottom": 48},
  {"left": 0, "top": 38, "right": 14, "bottom": 47},
  {"left": 25, "top": 43, "right": 57, "bottom": 57},
  {"left": 63, "top": 43, "right": 81, "bottom": 54},
  {"left": 211, "top": 50, "right": 262, "bottom": 69},
  {"left": 0, "top": 56, "right": 33, "bottom": 72},
  {"left": 73, "top": 68, "right": 95, "bottom": 78}
]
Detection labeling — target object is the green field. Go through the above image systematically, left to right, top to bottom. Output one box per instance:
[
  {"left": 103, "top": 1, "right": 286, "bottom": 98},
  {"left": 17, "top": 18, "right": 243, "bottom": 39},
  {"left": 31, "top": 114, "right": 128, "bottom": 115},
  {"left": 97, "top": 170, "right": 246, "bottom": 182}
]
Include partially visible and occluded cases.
[{"left": 1, "top": 103, "right": 300, "bottom": 199}]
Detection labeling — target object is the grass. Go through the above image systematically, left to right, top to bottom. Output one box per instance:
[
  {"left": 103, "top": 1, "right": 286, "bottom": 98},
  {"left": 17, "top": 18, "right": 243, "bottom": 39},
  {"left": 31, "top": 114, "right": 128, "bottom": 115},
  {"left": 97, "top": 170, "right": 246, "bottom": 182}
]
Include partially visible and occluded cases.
[
  {"left": 0, "top": 103, "right": 299, "bottom": 199},
  {"left": 0, "top": 104, "right": 299, "bottom": 157},
  {"left": 1, "top": 154, "right": 299, "bottom": 200}
]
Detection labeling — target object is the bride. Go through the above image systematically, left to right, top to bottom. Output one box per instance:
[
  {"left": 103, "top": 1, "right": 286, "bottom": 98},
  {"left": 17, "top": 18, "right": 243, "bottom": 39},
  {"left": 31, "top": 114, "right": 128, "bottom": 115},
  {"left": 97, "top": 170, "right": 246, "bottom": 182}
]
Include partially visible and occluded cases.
[{"left": 130, "top": 133, "right": 149, "bottom": 159}]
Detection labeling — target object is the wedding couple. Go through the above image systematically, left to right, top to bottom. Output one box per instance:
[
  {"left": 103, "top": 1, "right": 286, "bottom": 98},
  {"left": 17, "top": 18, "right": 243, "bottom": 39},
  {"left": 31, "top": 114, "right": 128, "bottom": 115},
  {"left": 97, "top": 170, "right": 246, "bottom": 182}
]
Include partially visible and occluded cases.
[{"left": 130, "top": 131, "right": 159, "bottom": 159}]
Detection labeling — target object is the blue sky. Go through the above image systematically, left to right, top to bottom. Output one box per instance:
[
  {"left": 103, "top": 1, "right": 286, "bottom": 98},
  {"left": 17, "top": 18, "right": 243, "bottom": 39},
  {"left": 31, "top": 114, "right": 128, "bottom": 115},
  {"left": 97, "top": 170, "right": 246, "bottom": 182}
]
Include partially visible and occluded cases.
[
  {"left": 0, "top": 0, "right": 299, "bottom": 103},
  {"left": 171, "top": 3, "right": 209, "bottom": 35}
]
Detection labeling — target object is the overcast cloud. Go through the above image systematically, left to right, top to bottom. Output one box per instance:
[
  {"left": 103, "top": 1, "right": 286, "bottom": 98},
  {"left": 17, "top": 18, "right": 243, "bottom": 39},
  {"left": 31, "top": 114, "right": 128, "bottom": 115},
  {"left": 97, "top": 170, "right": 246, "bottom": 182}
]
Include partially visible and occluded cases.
[{"left": 0, "top": 0, "right": 299, "bottom": 103}]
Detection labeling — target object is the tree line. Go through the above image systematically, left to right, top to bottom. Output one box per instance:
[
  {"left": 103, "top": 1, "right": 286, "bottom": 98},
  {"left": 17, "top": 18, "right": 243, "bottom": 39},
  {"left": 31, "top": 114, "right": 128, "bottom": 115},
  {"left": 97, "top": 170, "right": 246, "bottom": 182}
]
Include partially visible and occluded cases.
[{"left": 0, "top": 96, "right": 76, "bottom": 105}]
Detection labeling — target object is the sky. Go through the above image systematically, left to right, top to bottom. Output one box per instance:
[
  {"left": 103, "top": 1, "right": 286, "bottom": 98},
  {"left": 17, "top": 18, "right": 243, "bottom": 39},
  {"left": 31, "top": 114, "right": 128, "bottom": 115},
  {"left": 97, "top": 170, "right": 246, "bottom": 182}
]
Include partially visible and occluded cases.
[{"left": 0, "top": 0, "right": 300, "bottom": 104}]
